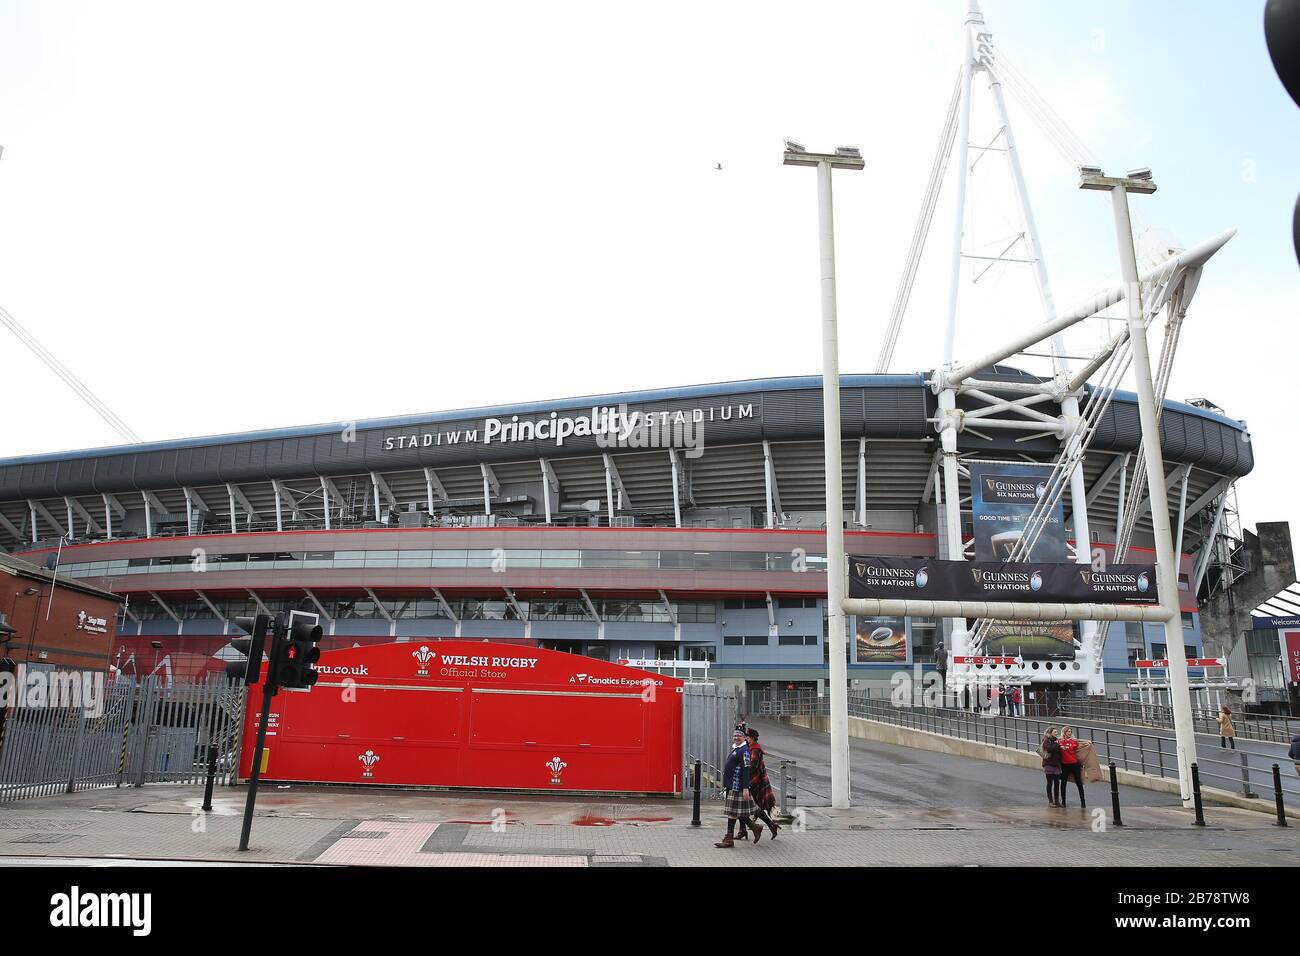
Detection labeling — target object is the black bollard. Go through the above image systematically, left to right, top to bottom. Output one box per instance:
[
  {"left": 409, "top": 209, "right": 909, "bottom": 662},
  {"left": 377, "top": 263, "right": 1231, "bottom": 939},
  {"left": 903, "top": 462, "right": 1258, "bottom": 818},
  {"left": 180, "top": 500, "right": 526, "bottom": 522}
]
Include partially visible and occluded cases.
[
  {"left": 201, "top": 743, "right": 219, "bottom": 812},
  {"left": 690, "top": 759, "right": 702, "bottom": 827},
  {"left": 1108, "top": 762, "right": 1123, "bottom": 827},
  {"left": 1190, "top": 762, "right": 1206, "bottom": 826},
  {"left": 1273, "top": 764, "right": 1289, "bottom": 828}
]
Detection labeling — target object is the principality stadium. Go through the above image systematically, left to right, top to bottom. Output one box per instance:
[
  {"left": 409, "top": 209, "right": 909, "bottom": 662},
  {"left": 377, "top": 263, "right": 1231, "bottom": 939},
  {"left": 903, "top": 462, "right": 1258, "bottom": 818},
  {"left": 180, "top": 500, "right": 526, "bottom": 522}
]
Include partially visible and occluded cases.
[{"left": 0, "top": 369, "right": 1251, "bottom": 698}]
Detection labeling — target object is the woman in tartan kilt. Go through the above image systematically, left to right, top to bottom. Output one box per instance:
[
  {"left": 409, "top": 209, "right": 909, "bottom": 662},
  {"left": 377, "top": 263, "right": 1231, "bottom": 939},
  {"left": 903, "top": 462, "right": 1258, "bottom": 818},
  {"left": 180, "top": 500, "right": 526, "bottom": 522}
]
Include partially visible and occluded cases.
[
  {"left": 715, "top": 726, "right": 762, "bottom": 848},
  {"left": 745, "top": 727, "right": 781, "bottom": 839}
]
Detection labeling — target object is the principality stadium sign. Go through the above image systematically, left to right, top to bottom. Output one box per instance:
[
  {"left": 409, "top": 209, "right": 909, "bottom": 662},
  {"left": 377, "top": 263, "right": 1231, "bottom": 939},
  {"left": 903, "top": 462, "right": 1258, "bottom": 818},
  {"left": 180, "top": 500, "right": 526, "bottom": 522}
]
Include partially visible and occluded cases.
[{"left": 381, "top": 401, "right": 754, "bottom": 452}]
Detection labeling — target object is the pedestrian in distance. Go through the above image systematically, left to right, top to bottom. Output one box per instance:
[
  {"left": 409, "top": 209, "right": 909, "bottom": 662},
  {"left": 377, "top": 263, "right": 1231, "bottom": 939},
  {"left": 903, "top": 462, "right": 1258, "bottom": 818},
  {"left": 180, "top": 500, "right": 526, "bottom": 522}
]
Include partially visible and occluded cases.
[
  {"left": 1010, "top": 685, "right": 1022, "bottom": 717},
  {"left": 1216, "top": 705, "right": 1236, "bottom": 750},
  {"left": 714, "top": 725, "right": 761, "bottom": 848},
  {"left": 1058, "top": 725, "right": 1086, "bottom": 808},
  {"left": 1040, "top": 726, "right": 1063, "bottom": 807},
  {"left": 745, "top": 727, "right": 781, "bottom": 840},
  {"left": 1289, "top": 732, "right": 1300, "bottom": 777}
]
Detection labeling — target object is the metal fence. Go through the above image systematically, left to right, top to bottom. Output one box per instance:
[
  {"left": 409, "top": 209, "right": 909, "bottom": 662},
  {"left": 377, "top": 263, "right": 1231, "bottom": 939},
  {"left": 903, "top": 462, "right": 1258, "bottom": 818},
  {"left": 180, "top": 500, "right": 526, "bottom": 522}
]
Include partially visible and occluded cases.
[
  {"left": 0, "top": 675, "right": 246, "bottom": 803},
  {"left": 682, "top": 683, "right": 739, "bottom": 792},
  {"left": 757, "top": 690, "right": 1300, "bottom": 803}
]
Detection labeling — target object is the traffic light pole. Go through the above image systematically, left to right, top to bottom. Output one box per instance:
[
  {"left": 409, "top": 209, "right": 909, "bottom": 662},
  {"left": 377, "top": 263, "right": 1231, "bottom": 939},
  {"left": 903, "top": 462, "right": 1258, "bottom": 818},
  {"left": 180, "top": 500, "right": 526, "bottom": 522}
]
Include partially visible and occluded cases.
[
  {"left": 238, "top": 624, "right": 283, "bottom": 852},
  {"left": 237, "top": 688, "right": 275, "bottom": 852}
]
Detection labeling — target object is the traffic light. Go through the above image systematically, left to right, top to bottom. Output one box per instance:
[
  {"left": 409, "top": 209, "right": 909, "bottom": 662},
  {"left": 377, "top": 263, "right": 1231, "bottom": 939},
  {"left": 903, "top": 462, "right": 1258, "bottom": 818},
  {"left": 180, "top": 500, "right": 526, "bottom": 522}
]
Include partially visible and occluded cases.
[
  {"left": 274, "top": 610, "right": 323, "bottom": 689},
  {"left": 230, "top": 613, "right": 272, "bottom": 686}
]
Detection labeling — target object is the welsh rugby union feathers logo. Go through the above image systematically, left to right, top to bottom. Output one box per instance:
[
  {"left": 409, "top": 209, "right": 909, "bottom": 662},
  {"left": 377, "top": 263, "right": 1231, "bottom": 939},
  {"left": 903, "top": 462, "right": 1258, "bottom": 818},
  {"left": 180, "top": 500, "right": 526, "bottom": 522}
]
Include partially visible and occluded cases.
[
  {"left": 412, "top": 645, "right": 435, "bottom": 676},
  {"left": 358, "top": 750, "right": 380, "bottom": 779},
  {"left": 546, "top": 756, "right": 567, "bottom": 785}
]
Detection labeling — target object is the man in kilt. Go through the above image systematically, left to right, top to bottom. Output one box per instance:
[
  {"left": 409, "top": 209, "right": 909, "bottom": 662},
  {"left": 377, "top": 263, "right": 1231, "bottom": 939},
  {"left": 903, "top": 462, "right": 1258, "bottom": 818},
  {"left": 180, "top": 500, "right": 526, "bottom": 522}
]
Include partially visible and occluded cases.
[{"left": 715, "top": 726, "right": 762, "bottom": 848}]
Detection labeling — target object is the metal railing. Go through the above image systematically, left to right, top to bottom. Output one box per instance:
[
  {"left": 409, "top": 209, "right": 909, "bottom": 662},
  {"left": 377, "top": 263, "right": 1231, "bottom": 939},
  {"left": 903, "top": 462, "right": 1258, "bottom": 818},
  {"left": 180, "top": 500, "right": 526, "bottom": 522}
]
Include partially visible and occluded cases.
[
  {"left": 0, "top": 675, "right": 245, "bottom": 803},
  {"left": 758, "top": 690, "right": 1300, "bottom": 803},
  {"left": 1055, "top": 697, "right": 1300, "bottom": 744},
  {"left": 685, "top": 751, "right": 799, "bottom": 821}
]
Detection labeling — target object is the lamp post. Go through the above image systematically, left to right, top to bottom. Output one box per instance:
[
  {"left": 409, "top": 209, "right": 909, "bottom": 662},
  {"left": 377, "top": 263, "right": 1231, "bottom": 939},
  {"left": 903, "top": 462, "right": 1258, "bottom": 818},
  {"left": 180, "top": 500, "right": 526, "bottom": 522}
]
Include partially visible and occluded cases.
[
  {"left": 784, "top": 141, "right": 864, "bottom": 809},
  {"left": 1080, "top": 165, "right": 1198, "bottom": 806}
]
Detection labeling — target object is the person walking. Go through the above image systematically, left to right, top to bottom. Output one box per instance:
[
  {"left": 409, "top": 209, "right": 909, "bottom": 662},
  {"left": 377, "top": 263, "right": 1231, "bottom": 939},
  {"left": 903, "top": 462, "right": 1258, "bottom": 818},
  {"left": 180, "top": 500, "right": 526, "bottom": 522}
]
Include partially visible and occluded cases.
[
  {"left": 1010, "top": 686, "right": 1022, "bottom": 717},
  {"left": 1216, "top": 705, "right": 1236, "bottom": 750},
  {"left": 1058, "top": 725, "right": 1085, "bottom": 808},
  {"left": 714, "top": 726, "right": 760, "bottom": 848},
  {"left": 1041, "top": 726, "right": 1063, "bottom": 807},
  {"left": 745, "top": 727, "right": 781, "bottom": 840},
  {"left": 1289, "top": 732, "right": 1300, "bottom": 777}
]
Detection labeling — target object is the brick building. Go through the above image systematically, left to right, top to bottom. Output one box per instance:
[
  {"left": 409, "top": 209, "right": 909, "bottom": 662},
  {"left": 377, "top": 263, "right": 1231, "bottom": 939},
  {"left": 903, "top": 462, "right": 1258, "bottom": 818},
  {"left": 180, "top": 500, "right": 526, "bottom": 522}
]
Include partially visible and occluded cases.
[{"left": 0, "top": 552, "right": 123, "bottom": 672}]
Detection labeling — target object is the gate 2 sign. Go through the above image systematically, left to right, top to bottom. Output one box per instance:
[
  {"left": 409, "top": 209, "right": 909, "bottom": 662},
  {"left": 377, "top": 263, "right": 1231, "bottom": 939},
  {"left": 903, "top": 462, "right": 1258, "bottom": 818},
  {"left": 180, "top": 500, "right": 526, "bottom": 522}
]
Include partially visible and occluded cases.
[{"left": 239, "top": 641, "right": 684, "bottom": 795}]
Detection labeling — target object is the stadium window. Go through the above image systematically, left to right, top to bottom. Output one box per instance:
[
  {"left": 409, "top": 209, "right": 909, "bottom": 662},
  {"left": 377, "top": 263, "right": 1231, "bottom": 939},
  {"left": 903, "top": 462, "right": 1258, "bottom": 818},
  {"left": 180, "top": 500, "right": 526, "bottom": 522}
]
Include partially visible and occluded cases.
[
  {"left": 540, "top": 549, "right": 581, "bottom": 568},
  {"left": 729, "top": 552, "right": 766, "bottom": 571},
  {"left": 674, "top": 602, "right": 706, "bottom": 623},
  {"left": 1181, "top": 611, "right": 1195, "bottom": 629},
  {"left": 909, "top": 618, "right": 936, "bottom": 661},
  {"left": 1125, "top": 623, "right": 1146, "bottom": 666},
  {"left": 743, "top": 635, "right": 768, "bottom": 646},
  {"left": 778, "top": 635, "right": 817, "bottom": 646},
  {"left": 723, "top": 636, "right": 743, "bottom": 646},
  {"left": 823, "top": 637, "right": 851, "bottom": 663}
]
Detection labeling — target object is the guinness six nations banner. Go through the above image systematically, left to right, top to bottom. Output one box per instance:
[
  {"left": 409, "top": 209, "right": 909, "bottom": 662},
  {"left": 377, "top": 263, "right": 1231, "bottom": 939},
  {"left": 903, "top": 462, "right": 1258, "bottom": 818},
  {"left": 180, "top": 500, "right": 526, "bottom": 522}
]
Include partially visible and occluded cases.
[{"left": 848, "top": 556, "right": 1159, "bottom": 605}]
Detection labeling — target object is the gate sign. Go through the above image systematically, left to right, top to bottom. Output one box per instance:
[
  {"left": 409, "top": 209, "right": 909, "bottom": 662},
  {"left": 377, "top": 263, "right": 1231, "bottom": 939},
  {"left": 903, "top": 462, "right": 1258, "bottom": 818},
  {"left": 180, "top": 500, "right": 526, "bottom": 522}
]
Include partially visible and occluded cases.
[
  {"left": 1283, "top": 631, "right": 1300, "bottom": 684},
  {"left": 239, "top": 641, "right": 684, "bottom": 795},
  {"left": 1135, "top": 658, "right": 1226, "bottom": 668}
]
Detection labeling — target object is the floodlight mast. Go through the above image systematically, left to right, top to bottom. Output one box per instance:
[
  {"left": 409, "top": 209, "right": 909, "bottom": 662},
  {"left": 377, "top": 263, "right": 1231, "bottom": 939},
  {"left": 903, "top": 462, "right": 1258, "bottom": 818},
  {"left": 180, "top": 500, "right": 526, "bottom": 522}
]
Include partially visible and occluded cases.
[
  {"left": 784, "top": 141, "right": 864, "bottom": 810},
  {"left": 1081, "top": 166, "right": 1199, "bottom": 806}
]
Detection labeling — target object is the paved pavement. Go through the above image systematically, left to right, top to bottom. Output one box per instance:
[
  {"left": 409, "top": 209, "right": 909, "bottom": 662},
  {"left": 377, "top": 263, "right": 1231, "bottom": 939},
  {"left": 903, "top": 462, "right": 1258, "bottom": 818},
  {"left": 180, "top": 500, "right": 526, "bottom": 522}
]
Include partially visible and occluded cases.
[{"left": 0, "top": 730, "right": 1296, "bottom": 866}]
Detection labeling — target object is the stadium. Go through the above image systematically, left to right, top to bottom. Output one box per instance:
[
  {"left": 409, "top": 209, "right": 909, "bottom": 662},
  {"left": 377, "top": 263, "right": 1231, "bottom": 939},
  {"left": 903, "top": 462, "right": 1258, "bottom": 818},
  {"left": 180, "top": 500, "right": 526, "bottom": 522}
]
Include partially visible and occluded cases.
[{"left": 0, "top": 369, "right": 1251, "bottom": 699}]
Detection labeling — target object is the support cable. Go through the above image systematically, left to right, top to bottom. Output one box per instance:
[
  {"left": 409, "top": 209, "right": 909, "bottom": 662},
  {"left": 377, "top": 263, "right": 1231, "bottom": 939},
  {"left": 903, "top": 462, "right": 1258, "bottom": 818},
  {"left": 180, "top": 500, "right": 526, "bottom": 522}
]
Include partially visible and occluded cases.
[{"left": 0, "top": 303, "right": 142, "bottom": 443}]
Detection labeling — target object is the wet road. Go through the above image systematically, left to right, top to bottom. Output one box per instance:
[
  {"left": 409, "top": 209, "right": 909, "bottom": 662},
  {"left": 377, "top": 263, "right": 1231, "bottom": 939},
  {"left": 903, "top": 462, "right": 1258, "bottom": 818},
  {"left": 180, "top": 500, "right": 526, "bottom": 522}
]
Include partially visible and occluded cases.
[
  {"left": 948, "top": 710, "right": 1298, "bottom": 798},
  {"left": 748, "top": 717, "right": 1182, "bottom": 809}
]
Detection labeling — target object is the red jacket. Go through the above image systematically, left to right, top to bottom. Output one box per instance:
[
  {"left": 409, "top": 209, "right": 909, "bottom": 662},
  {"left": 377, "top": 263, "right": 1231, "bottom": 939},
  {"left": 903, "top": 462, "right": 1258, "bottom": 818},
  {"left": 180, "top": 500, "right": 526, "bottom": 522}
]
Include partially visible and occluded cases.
[{"left": 1058, "top": 738, "right": 1080, "bottom": 765}]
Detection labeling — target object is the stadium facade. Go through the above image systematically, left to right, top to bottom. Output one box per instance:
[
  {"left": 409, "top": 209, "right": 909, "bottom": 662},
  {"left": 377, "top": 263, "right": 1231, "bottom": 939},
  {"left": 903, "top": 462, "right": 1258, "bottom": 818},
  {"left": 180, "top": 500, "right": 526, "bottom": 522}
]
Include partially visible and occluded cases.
[{"left": 0, "top": 371, "right": 1252, "bottom": 698}]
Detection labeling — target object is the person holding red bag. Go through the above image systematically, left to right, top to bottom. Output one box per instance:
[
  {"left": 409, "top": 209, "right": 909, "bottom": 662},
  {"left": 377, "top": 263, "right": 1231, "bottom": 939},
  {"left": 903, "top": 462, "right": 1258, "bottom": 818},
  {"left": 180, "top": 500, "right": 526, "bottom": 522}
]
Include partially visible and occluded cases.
[{"left": 1058, "top": 725, "right": 1085, "bottom": 808}]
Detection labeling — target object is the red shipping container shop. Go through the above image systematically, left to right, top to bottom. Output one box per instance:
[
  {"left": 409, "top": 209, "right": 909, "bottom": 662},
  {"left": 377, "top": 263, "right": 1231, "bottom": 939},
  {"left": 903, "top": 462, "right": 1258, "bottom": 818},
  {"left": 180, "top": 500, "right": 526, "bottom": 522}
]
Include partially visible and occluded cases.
[{"left": 239, "top": 641, "right": 684, "bottom": 795}]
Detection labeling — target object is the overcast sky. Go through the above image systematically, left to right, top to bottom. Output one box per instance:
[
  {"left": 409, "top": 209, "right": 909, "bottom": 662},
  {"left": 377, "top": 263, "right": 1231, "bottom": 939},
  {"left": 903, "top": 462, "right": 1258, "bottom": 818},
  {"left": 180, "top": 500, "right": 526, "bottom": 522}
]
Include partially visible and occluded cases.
[{"left": 0, "top": 1, "right": 1296, "bottom": 542}]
